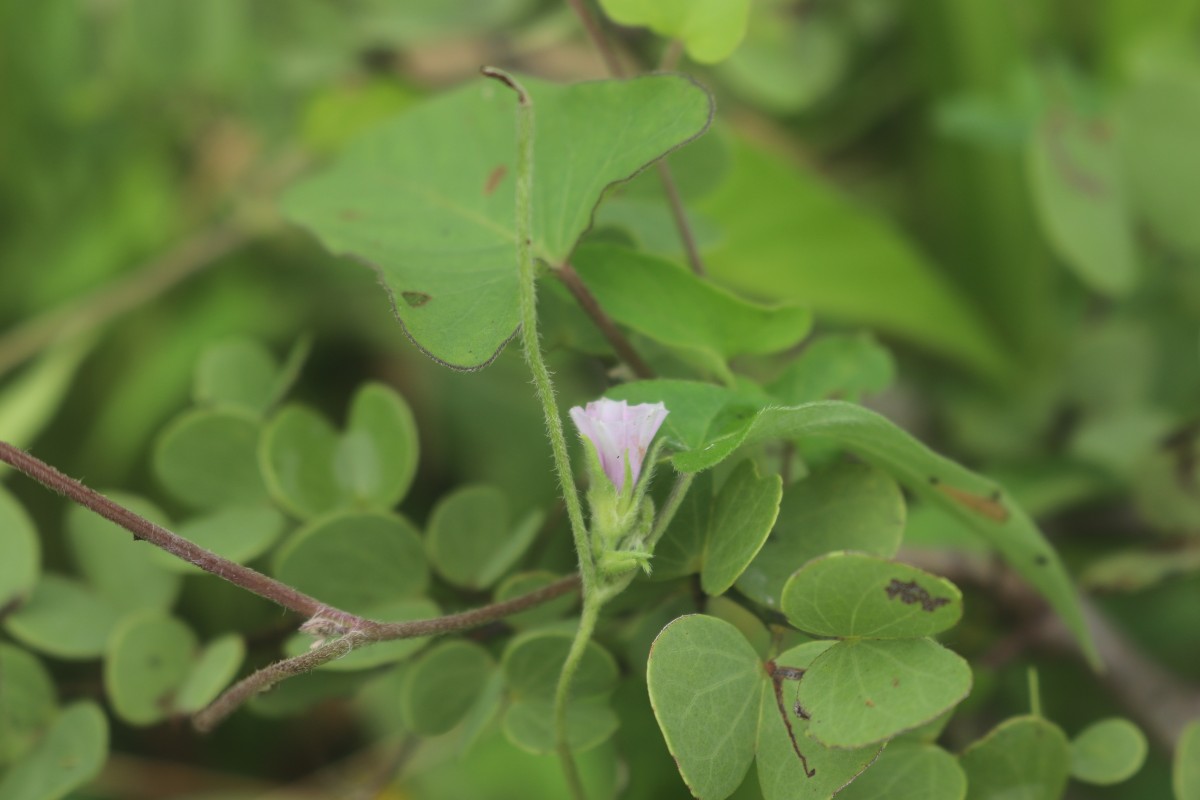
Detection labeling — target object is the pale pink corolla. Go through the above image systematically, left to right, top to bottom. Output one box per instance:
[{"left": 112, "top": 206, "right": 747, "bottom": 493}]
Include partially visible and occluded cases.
[{"left": 570, "top": 398, "right": 668, "bottom": 492}]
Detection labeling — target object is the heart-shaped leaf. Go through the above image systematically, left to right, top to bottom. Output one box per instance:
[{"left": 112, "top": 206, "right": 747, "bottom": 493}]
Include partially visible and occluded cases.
[
  {"left": 284, "top": 74, "right": 712, "bottom": 369},
  {"left": 959, "top": 716, "right": 1071, "bottom": 800}
]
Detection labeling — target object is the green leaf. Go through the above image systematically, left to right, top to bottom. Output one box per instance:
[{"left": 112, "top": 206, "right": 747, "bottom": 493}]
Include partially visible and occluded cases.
[
  {"left": 597, "top": 0, "right": 751, "bottom": 63},
  {"left": 1120, "top": 72, "right": 1200, "bottom": 256},
  {"left": 284, "top": 74, "right": 712, "bottom": 369},
  {"left": 1027, "top": 109, "right": 1137, "bottom": 295},
  {"left": 693, "top": 138, "right": 1011, "bottom": 377},
  {"left": 571, "top": 244, "right": 811, "bottom": 380},
  {"left": 767, "top": 333, "right": 894, "bottom": 405},
  {"left": 193, "top": 337, "right": 280, "bottom": 415},
  {"left": 0, "top": 338, "right": 92, "bottom": 464},
  {"left": 336, "top": 382, "right": 420, "bottom": 509},
  {"left": 609, "top": 382, "right": 1100, "bottom": 668},
  {"left": 260, "top": 384, "right": 419, "bottom": 519},
  {"left": 260, "top": 404, "right": 341, "bottom": 519},
  {"left": 154, "top": 408, "right": 269, "bottom": 509},
  {"left": 701, "top": 460, "right": 781, "bottom": 595},
  {"left": 737, "top": 462, "right": 904, "bottom": 610},
  {"left": 650, "top": 469, "right": 712, "bottom": 580},
  {"left": 0, "top": 486, "right": 39, "bottom": 613},
  {"left": 426, "top": 486, "right": 541, "bottom": 590},
  {"left": 65, "top": 493, "right": 181, "bottom": 614},
  {"left": 148, "top": 505, "right": 285, "bottom": 574},
  {"left": 273, "top": 511, "right": 427, "bottom": 614},
  {"left": 781, "top": 553, "right": 962, "bottom": 639},
  {"left": 493, "top": 571, "right": 577, "bottom": 629},
  {"left": 4, "top": 575, "right": 121, "bottom": 660},
  {"left": 281, "top": 598, "right": 440, "bottom": 671},
  {"left": 104, "top": 612, "right": 197, "bottom": 726},
  {"left": 647, "top": 615, "right": 761, "bottom": 800},
  {"left": 502, "top": 627, "right": 619, "bottom": 754},
  {"left": 172, "top": 634, "right": 246, "bottom": 714},
  {"left": 798, "top": 638, "right": 972, "bottom": 749},
  {"left": 401, "top": 640, "right": 495, "bottom": 735},
  {"left": 757, "top": 642, "right": 881, "bottom": 800},
  {"left": 0, "top": 645, "right": 57, "bottom": 765},
  {"left": 0, "top": 702, "right": 107, "bottom": 800},
  {"left": 960, "top": 716, "right": 1071, "bottom": 800},
  {"left": 1069, "top": 717, "right": 1147, "bottom": 785},
  {"left": 1177, "top": 718, "right": 1200, "bottom": 800},
  {"left": 836, "top": 743, "right": 966, "bottom": 800}
]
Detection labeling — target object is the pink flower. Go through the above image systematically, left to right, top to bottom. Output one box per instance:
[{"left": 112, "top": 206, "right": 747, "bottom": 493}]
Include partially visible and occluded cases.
[{"left": 570, "top": 398, "right": 669, "bottom": 492}]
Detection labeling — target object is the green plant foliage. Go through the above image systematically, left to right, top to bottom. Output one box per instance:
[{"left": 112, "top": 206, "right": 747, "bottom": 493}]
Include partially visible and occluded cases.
[
  {"left": 597, "top": 0, "right": 751, "bottom": 64},
  {"left": 1119, "top": 71, "right": 1200, "bottom": 256},
  {"left": 284, "top": 74, "right": 712, "bottom": 369},
  {"left": 1027, "top": 108, "right": 1136, "bottom": 295},
  {"left": 692, "top": 138, "right": 1011, "bottom": 377},
  {"left": 571, "top": 244, "right": 811, "bottom": 381},
  {"left": 766, "top": 333, "right": 895, "bottom": 405},
  {"left": 193, "top": 337, "right": 281, "bottom": 415},
  {"left": 0, "top": 338, "right": 92, "bottom": 456},
  {"left": 610, "top": 381, "right": 1099, "bottom": 666},
  {"left": 259, "top": 383, "right": 419, "bottom": 518},
  {"left": 154, "top": 409, "right": 269, "bottom": 509},
  {"left": 700, "top": 460, "right": 782, "bottom": 594},
  {"left": 737, "top": 462, "right": 905, "bottom": 610},
  {"left": 426, "top": 485, "right": 542, "bottom": 590},
  {"left": 0, "top": 486, "right": 38, "bottom": 612},
  {"left": 65, "top": 493, "right": 181, "bottom": 613},
  {"left": 148, "top": 505, "right": 285, "bottom": 574},
  {"left": 273, "top": 511, "right": 428, "bottom": 613},
  {"left": 781, "top": 553, "right": 962, "bottom": 639},
  {"left": 494, "top": 571, "right": 577, "bottom": 629},
  {"left": 4, "top": 575, "right": 120, "bottom": 660},
  {"left": 103, "top": 612, "right": 197, "bottom": 725},
  {"left": 646, "top": 614, "right": 761, "bottom": 799},
  {"left": 502, "top": 627, "right": 619, "bottom": 754},
  {"left": 173, "top": 635, "right": 245, "bottom": 714},
  {"left": 798, "top": 638, "right": 971, "bottom": 748},
  {"left": 401, "top": 640, "right": 495, "bottom": 735},
  {"left": 0, "top": 645, "right": 56, "bottom": 765},
  {"left": 0, "top": 702, "right": 107, "bottom": 800},
  {"left": 959, "top": 716, "right": 1071, "bottom": 800},
  {"left": 1069, "top": 717, "right": 1147, "bottom": 785},
  {"left": 1175, "top": 718, "right": 1200, "bottom": 800},
  {"left": 836, "top": 742, "right": 966, "bottom": 800}
]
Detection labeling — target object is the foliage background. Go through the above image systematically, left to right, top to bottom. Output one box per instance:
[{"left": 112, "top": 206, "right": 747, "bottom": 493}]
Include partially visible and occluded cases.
[{"left": 2, "top": 0, "right": 1200, "bottom": 798}]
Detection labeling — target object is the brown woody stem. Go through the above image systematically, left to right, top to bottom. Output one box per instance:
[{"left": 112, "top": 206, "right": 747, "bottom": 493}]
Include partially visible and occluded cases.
[{"left": 556, "top": 263, "right": 655, "bottom": 379}]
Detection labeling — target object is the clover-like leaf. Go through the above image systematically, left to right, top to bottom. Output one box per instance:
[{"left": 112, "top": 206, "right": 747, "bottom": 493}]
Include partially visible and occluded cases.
[
  {"left": 285, "top": 74, "right": 712, "bottom": 369},
  {"left": 154, "top": 409, "right": 269, "bottom": 509},
  {"left": 700, "top": 460, "right": 781, "bottom": 595},
  {"left": 426, "top": 485, "right": 541, "bottom": 590},
  {"left": 0, "top": 486, "right": 39, "bottom": 615},
  {"left": 781, "top": 553, "right": 962, "bottom": 639},
  {"left": 4, "top": 575, "right": 121, "bottom": 660},
  {"left": 104, "top": 612, "right": 197, "bottom": 726},
  {"left": 173, "top": 635, "right": 246, "bottom": 714},
  {"left": 797, "top": 638, "right": 972, "bottom": 749},
  {"left": 401, "top": 641, "right": 496, "bottom": 736},
  {"left": 0, "top": 644, "right": 57, "bottom": 766},
  {"left": 0, "top": 702, "right": 108, "bottom": 800},
  {"left": 960, "top": 716, "right": 1071, "bottom": 800},
  {"left": 1069, "top": 717, "right": 1147, "bottom": 786},
  {"left": 1177, "top": 718, "right": 1200, "bottom": 800},
  {"left": 835, "top": 742, "right": 966, "bottom": 800}
]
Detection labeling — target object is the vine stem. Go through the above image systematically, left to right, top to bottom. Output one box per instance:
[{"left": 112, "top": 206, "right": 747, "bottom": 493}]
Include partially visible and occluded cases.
[
  {"left": 563, "top": 2, "right": 708, "bottom": 276},
  {"left": 0, "top": 438, "right": 583, "bottom": 727},
  {"left": 553, "top": 594, "right": 602, "bottom": 799}
]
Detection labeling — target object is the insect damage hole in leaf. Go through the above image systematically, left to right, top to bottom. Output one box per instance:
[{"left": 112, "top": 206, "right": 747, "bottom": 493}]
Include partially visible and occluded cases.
[
  {"left": 401, "top": 291, "right": 432, "bottom": 308},
  {"left": 928, "top": 476, "right": 1009, "bottom": 523}
]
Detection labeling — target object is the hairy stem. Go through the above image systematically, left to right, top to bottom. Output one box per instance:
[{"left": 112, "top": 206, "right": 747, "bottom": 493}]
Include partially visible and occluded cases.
[
  {"left": 483, "top": 67, "right": 596, "bottom": 594},
  {"left": 556, "top": 264, "right": 655, "bottom": 379},
  {"left": 0, "top": 439, "right": 361, "bottom": 629},
  {"left": 195, "top": 574, "right": 580, "bottom": 731},
  {"left": 553, "top": 597, "right": 602, "bottom": 800}
]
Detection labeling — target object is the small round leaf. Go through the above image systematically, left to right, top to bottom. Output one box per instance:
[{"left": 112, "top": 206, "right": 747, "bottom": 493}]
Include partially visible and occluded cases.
[
  {"left": 194, "top": 337, "right": 280, "bottom": 415},
  {"left": 260, "top": 405, "right": 342, "bottom": 519},
  {"left": 154, "top": 408, "right": 269, "bottom": 509},
  {"left": 427, "top": 486, "right": 541, "bottom": 590},
  {"left": 0, "top": 487, "right": 39, "bottom": 614},
  {"left": 781, "top": 552, "right": 962, "bottom": 639},
  {"left": 4, "top": 575, "right": 121, "bottom": 660},
  {"left": 104, "top": 613, "right": 197, "bottom": 726},
  {"left": 172, "top": 634, "right": 246, "bottom": 714},
  {"left": 401, "top": 640, "right": 495, "bottom": 735},
  {"left": 0, "top": 644, "right": 57, "bottom": 765},
  {"left": 0, "top": 701, "right": 108, "bottom": 800},
  {"left": 960, "top": 715, "right": 1071, "bottom": 800},
  {"left": 1069, "top": 717, "right": 1147, "bottom": 786},
  {"left": 836, "top": 743, "right": 966, "bottom": 800}
]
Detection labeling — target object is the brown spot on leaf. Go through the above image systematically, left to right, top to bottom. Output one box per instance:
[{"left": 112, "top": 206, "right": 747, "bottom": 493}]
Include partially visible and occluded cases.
[
  {"left": 484, "top": 164, "right": 508, "bottom": 196},
  {"left": 339, "top": 209, "right": 363, "bottom": 221},
  {"left": 401, "top": 291, "right": 432, "bottom": 308},
  {"left": 929, "top": 476, "right": 1010, "bottom": 522},
  {"left": 885, "top": 579, "right": 951, "bottom": 612},
  {"left": 892, "top": 678, "right": 900, "bottom": 688},
  {"left": 865, "top": 699, "right": 875, "bottom": 708}
]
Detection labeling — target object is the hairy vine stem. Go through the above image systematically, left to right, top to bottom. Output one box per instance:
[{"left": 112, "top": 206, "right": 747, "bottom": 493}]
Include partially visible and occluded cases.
[{"left": 0, "top": 438, "right": 582, "bottom": 727}]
